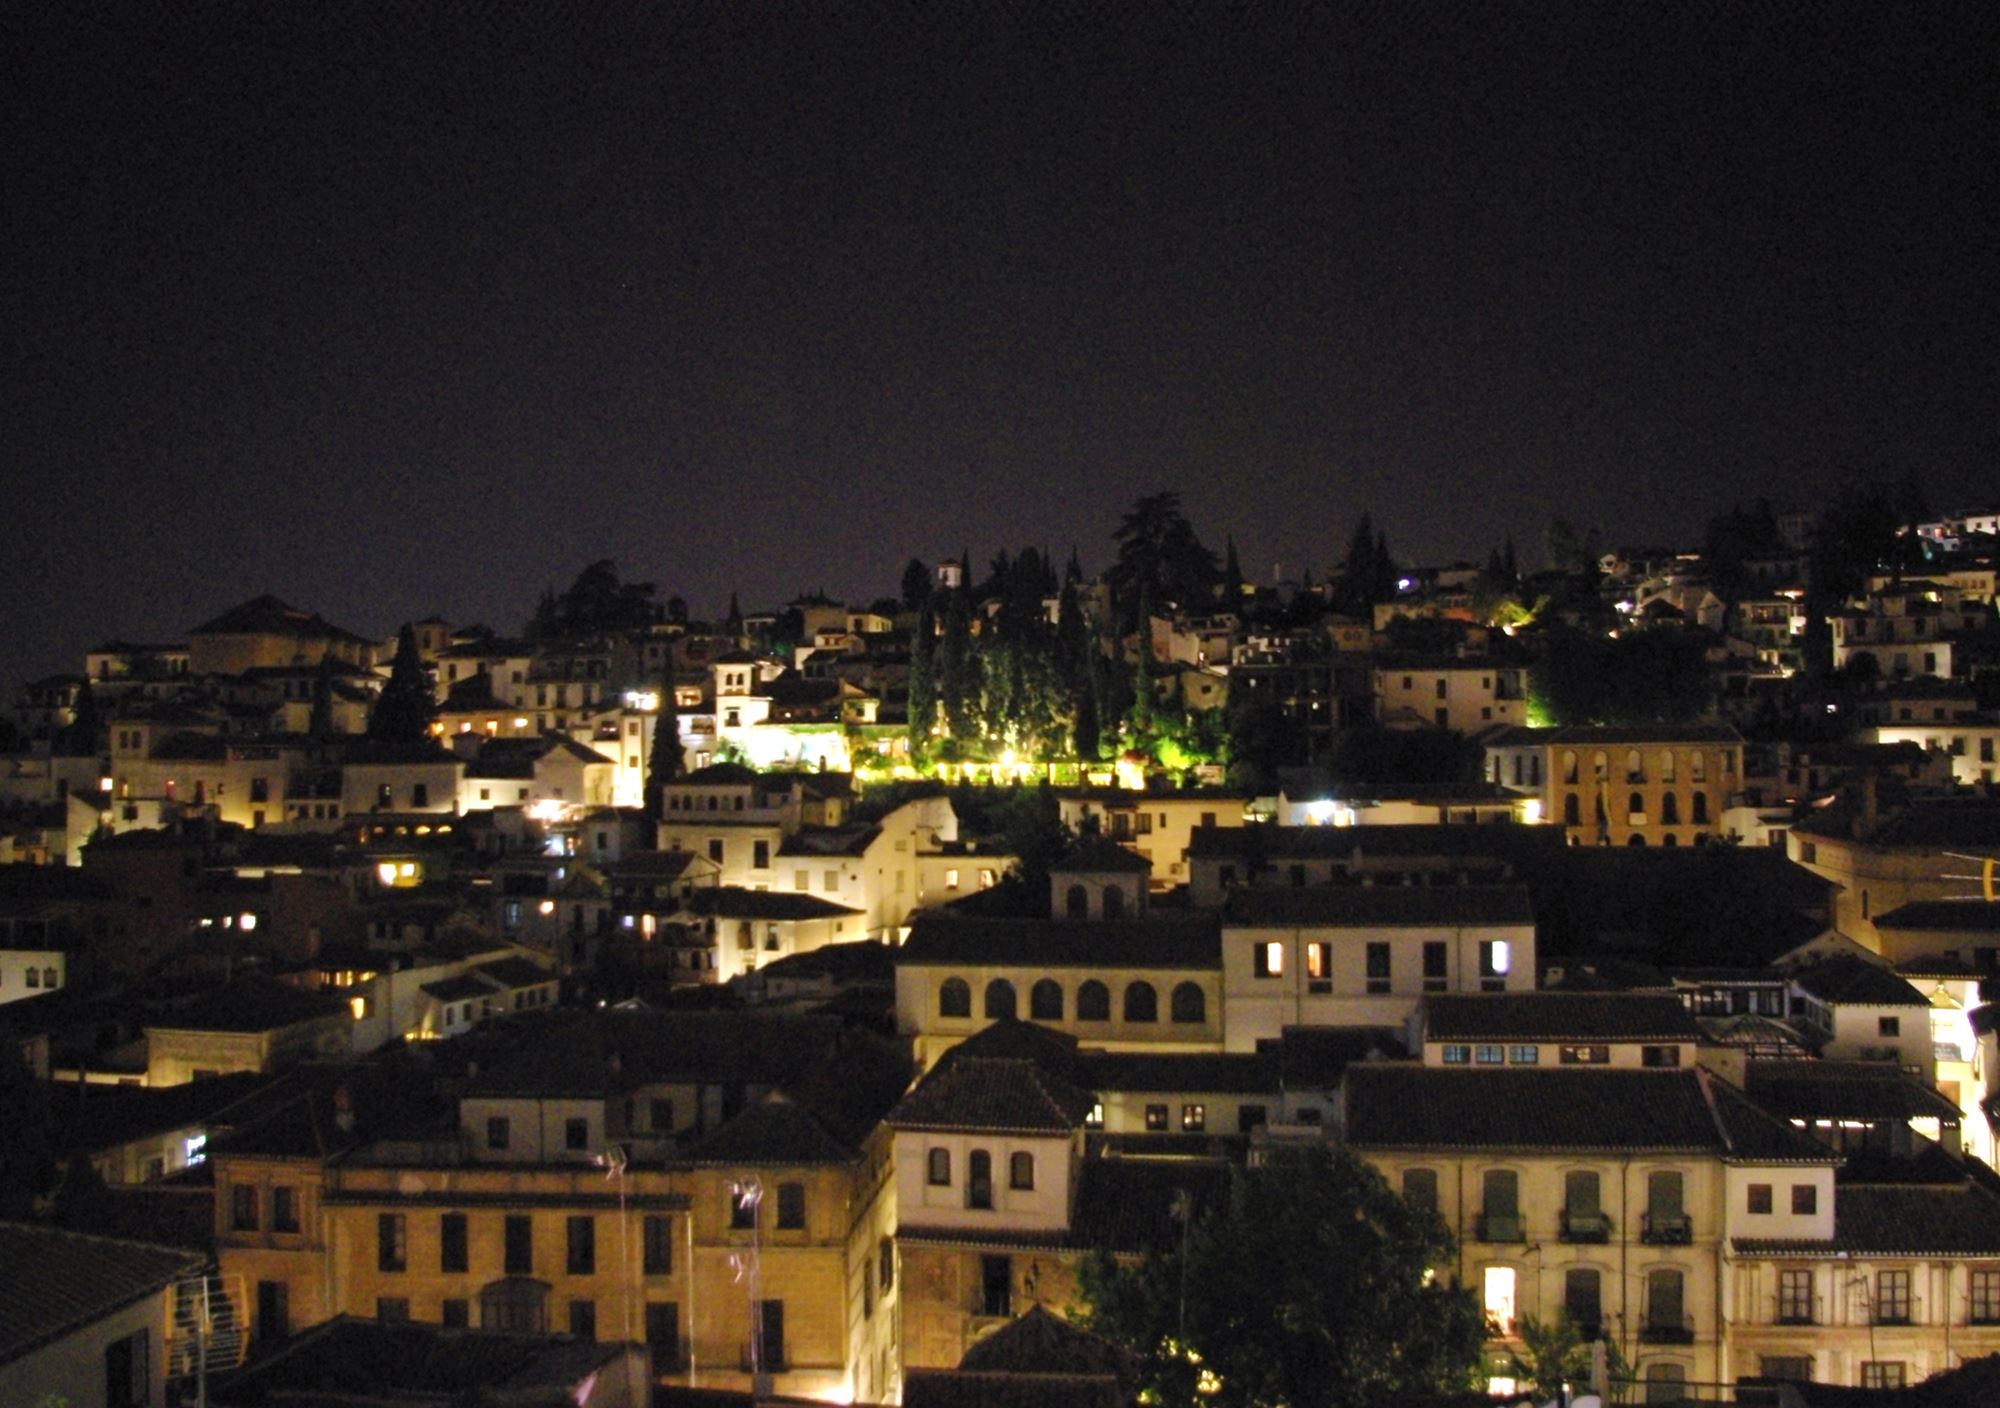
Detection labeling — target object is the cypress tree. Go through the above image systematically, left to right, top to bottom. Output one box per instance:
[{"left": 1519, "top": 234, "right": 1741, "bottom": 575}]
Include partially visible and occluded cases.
[
  {"left": 938, "top": 587, "right": 975, "bottom": 741},
  {"left": 907, "top": 604, "right": 938, "bottom": 753},
  {"left": 367, "top": 625, "right": 435, "bottom": 744},
  {"left": 643, "top": 653, "right": 683, "bottom": 815}
]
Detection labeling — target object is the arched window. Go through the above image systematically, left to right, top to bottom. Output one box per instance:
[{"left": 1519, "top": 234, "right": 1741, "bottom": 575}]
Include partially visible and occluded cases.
[
  {"left": 1626, "top": 749, "right": 1644, "bottom": 782},
  {"left": 1659, "top": 749, "right": 1676, "bottom": 783},
  {"left": 1562, "top": 750, "right": 1579, "bottom": 784},
  {"left": 1592, "top": 750, "right": 1608, "bottom": 780},
  {"left": 1692, "top": 751, "right": 1707, "bottom": 783},
  {"left": 1628, "top": 791, "right": 1644, "bottom": 819},
  {"left": 1594, "top": 793, "right": 1608, "bottom": 824},
  {"left": 1660, "top": 793, "right": 1680, "bottom": 825},
  {"left": 1691, "top": 793, "right": 1709, "bottom": 824},
  {"left": 1564, "top": 794, "right": 1581, "bottom": 826},
  {"left": 1661, "top": 832, "right": 1678, "bottom": 846},
  {"left": 1628, "top": 834, "right": 1647, "bottom": 846},
  {"left": 1064, "top": 884, "right": 1088, "bottom": 919},
  {"left": 1102, "top": 885, "right": 1125, "bottom": 921},
  {"left": 939, "top": 977, "right": 971, "bottom": 1019},
  {"left": 984, "top": 979, "right": 1016, "bottom": 1020},
  {"left": 1029, "top": 979, "right": 1063, "bottom": 1021},
  {"left": 1076, "top": 980, "right": 1111, "bottom": 1021},
  {"left": 1123, "top": 981, "right": 1158, "bottom": 1022},
  {"left": 1170, "top": 981, "right": 1206, "bottom": 1024},
  {"left": 926, "top": 1148, "right": 951, "bottom": 1185},
  {"left": 966, "top": 1150, "right": 993, "bottom": 1209},
  {"left": 1009, "top": 1151, "right": 1035, "bottom": 1190}
]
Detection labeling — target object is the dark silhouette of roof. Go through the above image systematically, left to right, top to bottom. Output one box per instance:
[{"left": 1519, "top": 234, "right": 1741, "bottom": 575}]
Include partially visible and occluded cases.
[
  {"left": 147, "top": 974, "right": 349, "bottom": 1034},
  {"left": 1422, "top": 992, "right": 1703, "bottom": 1041},
  {"left": 0, "top": 1223, "right": 207, "bottom": 1367}
]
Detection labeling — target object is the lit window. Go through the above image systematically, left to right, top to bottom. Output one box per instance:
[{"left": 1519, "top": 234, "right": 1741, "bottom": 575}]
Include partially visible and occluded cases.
[
  {"left": 1254, "top": 941, "right": 1284, "bottom": 977},
  {"left": 1482, "top": 1266, "right": 1516, "bottom": 1336}
]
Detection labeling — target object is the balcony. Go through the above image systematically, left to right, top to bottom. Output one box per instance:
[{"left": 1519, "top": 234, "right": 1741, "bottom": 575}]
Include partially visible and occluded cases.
[
  {"left": 1559, "top": 1210, "right": 1611, "bottom": 1244},
  {"left": 1641, "top": 1211, "right": 1692, "bottom": 1245},
  {"left": 1475, "top": 1213, "right": 1525, "bottom": 1243},
  {"left": 1774, "top": 1310, "right": 1816, "bottom": 1327},
  {"left": 1872, "top": 1311, "right": 1912, "bottom": 1328},
  {"left": 1640, "top": 1315, "right": 1695, "bottom": 1345}
]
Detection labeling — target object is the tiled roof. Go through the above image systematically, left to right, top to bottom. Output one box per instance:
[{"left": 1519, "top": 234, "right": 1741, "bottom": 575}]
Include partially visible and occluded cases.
[
  {"left": 190, "top": 594, "right": 362, "bottom": 641},
  {"left": 1545, "top": 724, "right": 1744, "bottom": 745},
  {"left": 1791, "top": 793, "right": 2000, "bottom": 847},
  {"left": 1189, "top": 822, "right": 1560, "bottom": 862},
  {"left": 777, "top": 824, "right": 883, "bottom": 858},
  {"left": 1053, "top": 837, "right": 1153, "bottom": 874},
  {"left": 1223, "top": 884, "right": 1533, "bottom": 928},
  {"left": 685, "top": 887, "right": 861, "bottom": 921},
  {"left": 1875, "top": 900, "right": 2000, "bottom": 932},
  {"left": 897, "top": 914, "right": 1222, "bottom": 971},
  {"left": 1789, "top": 955, "right": 1931, "bottom": 1007},
  {"left": 473, "top": 957, "right": 553, "bottom": 988},
  {"left": 147, "top": 974, "right": 349, "bottom": 1034},
  {"left": 420, "top": 974, "right": 491, "bottom": 1002},
  {"left": 1422, "top": 993, "right": 1703, "bottom": 1042},
  {"left": 459, "top": 1009, "right": 845, "bottom": 1097},
  {"left": 1263, "top": 1026, "right": 1410, "bottom": 1085},
  {"left": 1079, "top": 1050, "right": 1276, "bottom": 1095},
  {"left": 888, "top": 1055, "right": 1096, "bottom": 1133},
  {"left": 1744, "top": 1060, "right": 1963, "bottom": 1122},
  {"left": 1344, "top": 1065, "right": 1833, "bottom": 1162},
  {"left": 51, "top": 1072, "right": 276, "bottom": 1158},
  {"left": 683, "top": 1091, "right": 857, "bottom": 1165},
  {"left": 1734, "top": 1180, "right": 2000, "bottom": 1256},
  {"left": 0, "top": 1223, "right": 207, "bottom": 1366},
  {"left": 954, "top": 1303, "right": 1136, "bottom": 1378},
  {"left": 201, "top": 1315, "right": 619, "bottom": 1402}
]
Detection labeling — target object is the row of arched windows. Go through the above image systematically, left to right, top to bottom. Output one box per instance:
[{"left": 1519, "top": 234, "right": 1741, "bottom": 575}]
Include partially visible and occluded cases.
[
  {"left": 937, "top": 976, "right": 1207, "bottom": 1025},
  {"left": 927, "top": 1146, "right": 1035, "bottom": 1207}
]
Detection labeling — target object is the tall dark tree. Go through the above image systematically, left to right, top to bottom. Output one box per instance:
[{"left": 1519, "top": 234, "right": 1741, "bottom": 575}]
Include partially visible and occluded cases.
[
  {"left": 1107, "top": 492, "right": 1217, "bottom": 629},
  {"left": 1334, "top": 513, "right": 1398, "bottom": 617},
  {"left": 900, "top": 558, "right": 932, "bottom": 613},
  {"left": 1129, "top": 584, "right": 1158, "bottom": 735},
  {"left": 937, "top": 587, "right": 977, "bottom": 743},
  {"left": 724, "top": 592, "right": 744, "bottom": 640},
  {"left": 906, "top": 604, "right": 938, "bottom": 752},
  {"left": 367, "top": 625, "right": 435, "bottom": 744},
  {"left": 307, "top": 655, "right": 336, "bottom": 739},
  {"left": 643, "top": 656, "right": 683, "bottom": 815},
  {"left": 1078, "top": 1143, "right": 1484, "bottom": 1408}
]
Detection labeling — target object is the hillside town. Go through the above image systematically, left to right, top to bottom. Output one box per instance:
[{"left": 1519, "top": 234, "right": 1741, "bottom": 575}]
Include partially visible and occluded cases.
[{"left": 4, "top": 491, "right": 2000, "bottom": 1408}]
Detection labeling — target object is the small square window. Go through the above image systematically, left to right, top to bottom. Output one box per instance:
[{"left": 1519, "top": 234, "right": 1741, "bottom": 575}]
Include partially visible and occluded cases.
[
  {"left": 1145, "top": 1104, "right": 1168, "bottom": 1132},
  {"left": 1182, "top": 1104, "right": 1206, "bottom": 1132},
  {"left": 1748, "top": 1183, "right": 1773, "bottom": 1215},
  {"left": 1791, "top": 1183, "right": 1817, "bottom": 1215}
]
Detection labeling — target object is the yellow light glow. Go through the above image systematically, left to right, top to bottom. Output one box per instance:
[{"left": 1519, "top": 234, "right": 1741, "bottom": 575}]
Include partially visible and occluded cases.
[
  {"left": 1522, "top": 798, "right": 1543, "bottom": 824},
  {"left": 376, "top": 862, "right": 398, "bottom": 885},
  {"left": 538, "top": 899, "right": 556, "bottom": 916},
  {"left": 238, "top": 913, "right": 257, "bottom": 931},
  {"left": 349, "top": 997, "right": 366, "bottom": 1020}
]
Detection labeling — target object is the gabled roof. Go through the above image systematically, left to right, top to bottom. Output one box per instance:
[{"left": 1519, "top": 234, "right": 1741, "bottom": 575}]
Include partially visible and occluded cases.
[
  {"left": 190, "top": 594, "right": 366, "bottom": 643},
  {"left": 1053, "top": 837, "right": 1152, "bottom": 874},
  {"left": 1223, "top": 885, "right": 1533, "bottom": 928},
  {"left": 898, "top": 913, "right": 1222, "bottom": 971},
  {"left": 1789, "top": 955, "right": 1930, "bottom": 1007},
  {"left": 1423, "top": 992, "right": 1702, "bottom": 1042},
  {"left": 889, "top": 1055, "right": 1096, "bottom": 1134},
  {"left": 1345, "top": 1065, "right": 1834, "bottom": 1162},
  {"left": 683, "top": 1090, "right": 857, "bottom": 1165},
  {"left": 0, "top": 1223, "right": 207, "bottom": 1367},
  {"left": 954, "top": 1302, "right": 1137, "bottom": 1379}
]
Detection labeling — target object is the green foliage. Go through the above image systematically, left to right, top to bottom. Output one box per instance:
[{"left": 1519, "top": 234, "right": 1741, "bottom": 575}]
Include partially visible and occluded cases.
[
  {"left": 907, "top": 604, "right": 938, "bottom": 755},
  {"left": 366, "top": 625, "right": 436, "bottom": 744},
  {"left": 1527, "top": 626, "right": 1713, "bottom": 726},
  {"left": 1225, "top": 699, "right": 1307, "bottom": 790},
  {"left": 1327, "top": 726, "right": 1483, "bottom": 788},
  {"left": 1077, "top": 1144, "right": 1485, "bottom": 1408},
  {"left": 1509, "top": 1313, "right": 1589, "bottom": 1399}
]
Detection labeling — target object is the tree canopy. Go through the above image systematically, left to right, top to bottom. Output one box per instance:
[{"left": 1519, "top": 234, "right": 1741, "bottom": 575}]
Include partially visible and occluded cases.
[
  {"left": 1107, "top": 492, "right": 1217, "bottom": 628},
  {"left": 528, "top": 559, "right": 660, "bottom": 639},
  {"left": 1077, "top": 1143, "right": 1484, "bottom": 1408}
]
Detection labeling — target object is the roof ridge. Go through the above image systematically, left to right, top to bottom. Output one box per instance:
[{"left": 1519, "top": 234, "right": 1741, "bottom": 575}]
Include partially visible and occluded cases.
[{"left": 1694, "top": 1066, "right": 1734, "bottom": 1155}]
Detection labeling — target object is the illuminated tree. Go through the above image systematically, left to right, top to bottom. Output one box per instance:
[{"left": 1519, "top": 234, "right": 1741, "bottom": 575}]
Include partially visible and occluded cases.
[{"left": 907, "top": 604, "right": 938, "bottom": 754}]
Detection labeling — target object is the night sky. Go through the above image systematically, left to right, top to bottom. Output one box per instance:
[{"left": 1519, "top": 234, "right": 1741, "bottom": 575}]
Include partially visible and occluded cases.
[{"left": 7, "top": 2, "right": 1995, "bottom": 691}]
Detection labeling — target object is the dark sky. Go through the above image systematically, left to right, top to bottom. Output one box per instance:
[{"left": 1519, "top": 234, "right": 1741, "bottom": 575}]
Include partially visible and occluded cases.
[{"left": 7, "top": 2, "right": 1995, "bottom": 690}]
